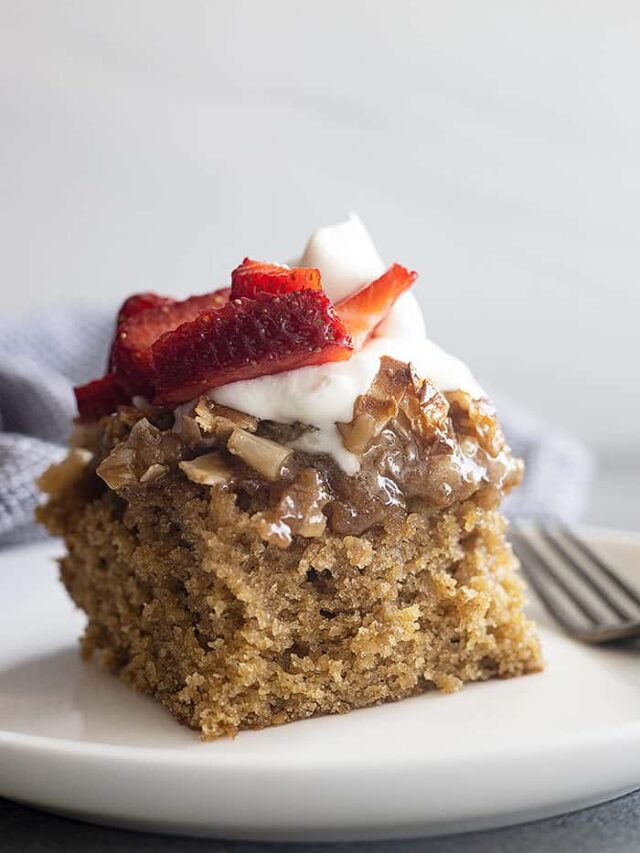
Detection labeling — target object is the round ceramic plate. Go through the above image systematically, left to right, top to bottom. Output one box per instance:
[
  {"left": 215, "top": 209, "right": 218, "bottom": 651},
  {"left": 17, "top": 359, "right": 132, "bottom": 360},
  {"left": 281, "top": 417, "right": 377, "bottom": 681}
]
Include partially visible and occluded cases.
[{"left": 1, "top": 529, "right": 640, "bottom": 842}]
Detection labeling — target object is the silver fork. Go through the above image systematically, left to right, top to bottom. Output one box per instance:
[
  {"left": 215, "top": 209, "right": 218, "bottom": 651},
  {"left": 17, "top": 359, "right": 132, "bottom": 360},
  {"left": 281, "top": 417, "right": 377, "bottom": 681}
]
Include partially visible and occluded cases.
[{"left": 510, "top": 521, "right": 640, "bottom": 644}]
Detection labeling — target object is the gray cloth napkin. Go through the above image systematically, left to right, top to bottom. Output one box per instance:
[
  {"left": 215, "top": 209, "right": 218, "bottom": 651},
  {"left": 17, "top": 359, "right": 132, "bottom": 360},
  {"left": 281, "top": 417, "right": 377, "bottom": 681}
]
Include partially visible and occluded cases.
[{"left": 0, "top": 306, "right": 594, "bottom": 548}]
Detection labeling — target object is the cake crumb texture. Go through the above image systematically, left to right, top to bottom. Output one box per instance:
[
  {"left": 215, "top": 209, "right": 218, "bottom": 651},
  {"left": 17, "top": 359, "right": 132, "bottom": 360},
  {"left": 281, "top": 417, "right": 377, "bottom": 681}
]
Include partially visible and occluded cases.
[{"left": 39, "top": 472, "right": 542, "bottom": 740}]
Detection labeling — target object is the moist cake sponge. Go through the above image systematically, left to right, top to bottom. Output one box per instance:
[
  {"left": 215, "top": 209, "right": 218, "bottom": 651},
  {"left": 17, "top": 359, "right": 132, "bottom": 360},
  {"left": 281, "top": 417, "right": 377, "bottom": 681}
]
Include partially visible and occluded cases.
[{"left": 39, "top": 469, "right": 542, "bottom": 739}]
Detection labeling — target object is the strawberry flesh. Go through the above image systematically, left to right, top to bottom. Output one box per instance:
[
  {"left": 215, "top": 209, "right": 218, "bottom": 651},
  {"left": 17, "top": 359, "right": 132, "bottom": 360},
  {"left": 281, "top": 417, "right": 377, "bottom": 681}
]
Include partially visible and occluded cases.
[
  {"left": 231, "top": 258, "right": 322, "bottom": 299},
  {"left": 336, "top": 264, "right": 417, "bottom": 350},
  {"left": 110, "top": 288, "right": 230, "bottom": 397},
  {"left": 152, "top": 290, "right": 353, "bottom": 405},
  {"left": 116, "top": 292, "right": 174, "bottom": 325},
  {"left": 74, "top": 373, "right": 130, "bottom": 422}
]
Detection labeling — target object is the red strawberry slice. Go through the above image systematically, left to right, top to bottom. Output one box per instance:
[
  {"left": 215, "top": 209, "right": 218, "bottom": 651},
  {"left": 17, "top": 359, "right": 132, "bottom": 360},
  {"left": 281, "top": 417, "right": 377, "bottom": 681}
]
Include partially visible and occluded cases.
[
  {"left": 231, "top": 258, "right": 322, "bottom": 299},
  {"left": 336, "top": 264, "right": 417, "bottom": 350},
  {"left": 110, "top": 288, "right": 230, "bottom": 397},
  {"left": 152, "top": 291, "right": 353, "bottom": 405},
  {"left": 116, "top": 292, "right": 174, "bottom": 325},
  {"left": 74, "top": 373, "right": 130, "bottom": 422}
]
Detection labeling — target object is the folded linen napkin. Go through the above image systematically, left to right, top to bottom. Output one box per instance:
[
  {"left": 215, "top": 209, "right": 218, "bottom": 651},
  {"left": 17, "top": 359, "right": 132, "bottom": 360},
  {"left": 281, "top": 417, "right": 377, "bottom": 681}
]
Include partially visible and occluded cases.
[{"left": 0, "top": 306, "right": 594, "bottom": 548}]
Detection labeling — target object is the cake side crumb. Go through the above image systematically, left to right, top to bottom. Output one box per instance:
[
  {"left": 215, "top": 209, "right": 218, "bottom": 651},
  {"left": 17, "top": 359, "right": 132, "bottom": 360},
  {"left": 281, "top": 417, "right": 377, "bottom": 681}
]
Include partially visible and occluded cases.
[{"left": 38, "top": 472, "right": 542, "bottom": 740}]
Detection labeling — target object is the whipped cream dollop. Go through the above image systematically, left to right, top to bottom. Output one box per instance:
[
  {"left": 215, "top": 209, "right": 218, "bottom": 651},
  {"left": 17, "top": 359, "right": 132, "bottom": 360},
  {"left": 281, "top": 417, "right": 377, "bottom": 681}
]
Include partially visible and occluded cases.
[
  {"left": 299, "top": 212, "right": 388, "bottom": 303},
  {"left": 210, "top": 214, "right": 484, "bottom": 474}
]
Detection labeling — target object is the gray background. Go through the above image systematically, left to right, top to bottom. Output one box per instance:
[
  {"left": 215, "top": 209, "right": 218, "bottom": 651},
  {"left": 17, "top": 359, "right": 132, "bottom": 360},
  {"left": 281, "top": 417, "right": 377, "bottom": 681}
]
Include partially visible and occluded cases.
[
  {"left": 2, "top": 0, "right": 639, "bottom": 461},
  {"left": 1, "top": 2, "right": 639, "bottom": 849}
]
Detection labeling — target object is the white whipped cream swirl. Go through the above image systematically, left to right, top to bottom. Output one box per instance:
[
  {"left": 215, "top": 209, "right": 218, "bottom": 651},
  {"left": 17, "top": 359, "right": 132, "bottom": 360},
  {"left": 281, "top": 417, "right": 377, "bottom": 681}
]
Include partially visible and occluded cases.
[{"left": 209, "top": 214, "right": 484, "bottom": 474}]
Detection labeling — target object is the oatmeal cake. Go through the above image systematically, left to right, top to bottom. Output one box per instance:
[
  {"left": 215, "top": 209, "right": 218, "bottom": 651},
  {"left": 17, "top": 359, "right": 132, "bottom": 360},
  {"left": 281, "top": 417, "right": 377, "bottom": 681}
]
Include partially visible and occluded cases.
[{"left": 37, "top": 214, "right": 542, "bottom": 739}]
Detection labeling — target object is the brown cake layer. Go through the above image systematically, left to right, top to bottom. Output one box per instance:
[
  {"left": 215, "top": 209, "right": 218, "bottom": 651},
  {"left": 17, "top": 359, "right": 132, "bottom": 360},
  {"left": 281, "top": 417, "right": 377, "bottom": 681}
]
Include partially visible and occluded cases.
[
  {"left": 37, "top": 353, "right": 542, "bottom": 739},
  {"left": 39, "top": 462, "right": 542, "bottom": 739}
]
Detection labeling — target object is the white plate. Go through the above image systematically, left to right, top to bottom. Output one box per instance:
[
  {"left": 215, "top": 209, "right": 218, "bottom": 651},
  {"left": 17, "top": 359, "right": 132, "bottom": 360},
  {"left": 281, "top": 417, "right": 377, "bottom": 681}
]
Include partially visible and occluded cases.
[{"left": 1, "top": 529, "right": 640, "bottom": 842}]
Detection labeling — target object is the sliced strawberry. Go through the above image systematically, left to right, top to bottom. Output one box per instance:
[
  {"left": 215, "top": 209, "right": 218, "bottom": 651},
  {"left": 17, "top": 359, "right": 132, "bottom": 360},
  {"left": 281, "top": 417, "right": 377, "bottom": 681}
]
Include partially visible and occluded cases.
[
  {"left": 231, "top": 258, "right": 322, "bottom": 299},
  {"left": 336, "top": 264, "right": 417, "bottom": 350},
  {"left": 110, "top": 288, "right": 230, "bottom": 397},
  {"left": 152, "top": 291, "right": 353, "bottom": 405},
  {"left": 116, "top": 292, "right": 174, "bottom": 325},
  {"left": 74, "top": 373, "right": 130, "bottom": 422}
]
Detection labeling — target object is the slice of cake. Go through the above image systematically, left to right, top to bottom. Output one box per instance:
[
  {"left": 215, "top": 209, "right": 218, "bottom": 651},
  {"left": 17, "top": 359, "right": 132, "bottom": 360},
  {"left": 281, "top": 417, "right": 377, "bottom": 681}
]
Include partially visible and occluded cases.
[{"left": 37, "top": 214, "right": 542, "bottom": 739}]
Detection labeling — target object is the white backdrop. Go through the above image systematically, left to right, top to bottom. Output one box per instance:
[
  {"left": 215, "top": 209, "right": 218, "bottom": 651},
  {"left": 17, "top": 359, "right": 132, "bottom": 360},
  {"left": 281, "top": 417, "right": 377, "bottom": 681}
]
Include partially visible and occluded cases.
[{"left": 1, "top": 1, "right": 638, "bottom": 455}]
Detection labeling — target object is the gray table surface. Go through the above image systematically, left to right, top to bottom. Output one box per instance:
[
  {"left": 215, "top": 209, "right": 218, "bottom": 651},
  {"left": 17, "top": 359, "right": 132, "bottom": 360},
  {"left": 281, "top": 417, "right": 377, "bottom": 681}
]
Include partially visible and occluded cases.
[{"left": 2, "top": 791, "right": 640, "bottom": 853}]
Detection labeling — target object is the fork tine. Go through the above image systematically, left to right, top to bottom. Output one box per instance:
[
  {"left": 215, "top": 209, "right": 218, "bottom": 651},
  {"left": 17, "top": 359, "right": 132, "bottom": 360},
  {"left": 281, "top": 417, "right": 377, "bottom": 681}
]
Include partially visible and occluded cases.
[
  {"left": 539, "top": 524, "right": 637, "bottom": 621},
  {"left": 559, "top": 524, "right": 640, "bottom": 609},
  {"left": 511, "top": 529, "right": 601, "bottom": 628},
  {"left": 511, "top": 536, "right": 582, "bottom": 633}
]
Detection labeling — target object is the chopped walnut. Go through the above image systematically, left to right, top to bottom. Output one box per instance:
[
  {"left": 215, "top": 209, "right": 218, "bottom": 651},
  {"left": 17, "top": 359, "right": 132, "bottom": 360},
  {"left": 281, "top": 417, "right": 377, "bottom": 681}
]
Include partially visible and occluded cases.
[
  {"left": 338, "top": 356, "right": 449, "bottom": 454},
  {"left": 398, "top": 364, "right": 449, "bottom": 441},
  {"left": 446, "top": 390, "right": 505, "bottom": 457},
  {"left": 194, "top": 399, "right": 258, "bottom": 437},
  {"left": 338, "top": 411, "right": 389, "bottom": 455},
  {"left": 173, "top": 413, "right": 204, "bottom": 446},
  {"left": 97, "top": 417, "right": 183, "bottom": 490},
  {"left": 227, "top": 428, "right": 292, "bottom": 481},
  {"left": 96, "top": 443, "right": 138, "bottom": 489},
  {"left": 179, "top": 452, "right": 235, "bottom": 486},
  {"left": 139, "top": 463, "right": 168, "bottom": 484},
  {"left": 255, "top": 468, "right": 331, "bottom": 548}
]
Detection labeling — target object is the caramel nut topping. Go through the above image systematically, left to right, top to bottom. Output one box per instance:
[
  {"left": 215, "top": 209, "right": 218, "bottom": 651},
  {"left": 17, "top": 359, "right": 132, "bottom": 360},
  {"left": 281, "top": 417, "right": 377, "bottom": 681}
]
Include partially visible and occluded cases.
[
  {"left": 446, "top": 390, "right": 505, "bottom": 457},
  {"left": 194, "top": 399, "right": 258, "bottom": 437},
  {"left": 97, "top": 417, "right": 183, "bottom": 490},
  {"left": 227, "top": 428, "right": 293, "bottom": 481},
  {"left": 179, "top": 452, "right": 235, "bottom": 486},
  {"left": 254, "top": 468, "right": 331, "bottom": 548}
]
